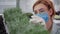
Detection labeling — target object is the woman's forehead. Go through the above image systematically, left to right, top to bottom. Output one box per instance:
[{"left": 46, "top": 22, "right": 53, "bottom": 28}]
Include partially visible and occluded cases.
[{"left": 34, "top": 3, "right": 48, "bottom": 11}]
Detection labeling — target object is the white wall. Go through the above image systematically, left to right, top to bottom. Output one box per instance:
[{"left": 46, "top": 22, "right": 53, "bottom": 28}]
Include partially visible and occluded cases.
[
  {"left": 0, "top": 0, "right": 16, "bottom": 14},
  {"left": 0, "top": 0, "right": 36, "bottom": 14},
  {"left": 20, "top": 0, "right": 37, "bottom": 13},
  {"left": 51, "top": 0, "right": 60, "bottom": 12}
]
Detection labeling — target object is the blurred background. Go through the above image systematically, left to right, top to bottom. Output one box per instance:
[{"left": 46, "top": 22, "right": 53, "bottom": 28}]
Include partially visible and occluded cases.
[
  {"left": 0, "top": 0, "right": 60, "bottom": 14},
  {"left": 0, "top": 0, "right": 60, "bottom": 34},
  {"left": 0, "top": 0, "right": 16, "bottom": 14}
]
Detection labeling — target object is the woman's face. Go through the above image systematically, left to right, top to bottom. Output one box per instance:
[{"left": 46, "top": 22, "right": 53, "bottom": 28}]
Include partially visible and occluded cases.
[
  {"left": 34, "top": 3, "right": 50, "bottom": 16},
  {"left": 34, "top": 3, "right": 53, "bottom": 31}
]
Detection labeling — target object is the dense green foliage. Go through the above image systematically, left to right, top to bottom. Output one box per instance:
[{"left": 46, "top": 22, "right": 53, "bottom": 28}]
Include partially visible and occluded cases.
[{"left": 4, "top": 8, "right": 49, "bottom": 34}]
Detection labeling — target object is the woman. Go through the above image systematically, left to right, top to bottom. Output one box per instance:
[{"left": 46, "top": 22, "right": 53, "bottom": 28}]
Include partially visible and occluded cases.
[{"left": 32, "top": 0, "right": 55, "bottom": 32}]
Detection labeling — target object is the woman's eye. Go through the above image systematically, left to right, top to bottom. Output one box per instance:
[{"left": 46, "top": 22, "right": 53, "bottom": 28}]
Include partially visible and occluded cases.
[
  {"left": 39, "top": 9, "right": 45, "bottom": 13},
  {"left": 39, "top": 10, "right": 44, "bottom": 13},
  {"left": 40, "top": 11, "right": 44, "bottom": 12}
]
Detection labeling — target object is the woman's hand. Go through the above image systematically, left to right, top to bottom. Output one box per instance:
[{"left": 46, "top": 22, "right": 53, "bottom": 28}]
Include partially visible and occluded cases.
[{"left": 29, "top": 15, "right": 45, "bottom": 25}]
